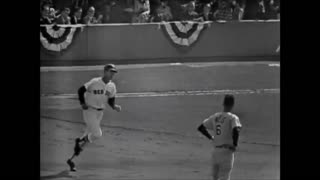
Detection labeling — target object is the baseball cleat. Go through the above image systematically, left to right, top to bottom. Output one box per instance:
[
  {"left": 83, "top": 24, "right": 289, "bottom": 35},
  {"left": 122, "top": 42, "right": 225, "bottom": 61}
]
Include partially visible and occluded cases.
[{"left": 67, "top": 159, "right": 76, "bottom": 172}]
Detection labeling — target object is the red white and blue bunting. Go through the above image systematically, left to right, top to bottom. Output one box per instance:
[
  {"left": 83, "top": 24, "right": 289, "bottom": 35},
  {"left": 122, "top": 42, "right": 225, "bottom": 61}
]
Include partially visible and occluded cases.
[
  {"left": 161, "top": 21, "right": 210, "bottom": 49},
  {"left": 40, "top": 22, "right": 210, "bottom": 55},
  {"left": 40, "top": 24, "right": 83, "bottom": 52}
]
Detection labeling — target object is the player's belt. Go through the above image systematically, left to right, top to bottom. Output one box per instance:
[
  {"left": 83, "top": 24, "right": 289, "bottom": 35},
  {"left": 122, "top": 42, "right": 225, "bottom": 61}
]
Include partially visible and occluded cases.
[{"left": 88, "top": 106, "right": 104, "bottom": 111}]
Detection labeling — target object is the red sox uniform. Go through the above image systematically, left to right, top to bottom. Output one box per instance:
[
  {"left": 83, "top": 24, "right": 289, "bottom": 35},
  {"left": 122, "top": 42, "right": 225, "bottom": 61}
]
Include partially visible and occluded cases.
[
  {"left": 67, "top": 64, "right": 120, "bottom": 172},
  {"left": 80, "top": 77, "right": 117, "bottom": 142},
  {"left": 203, "top": 112, "right": 242, "bottom": 180}
]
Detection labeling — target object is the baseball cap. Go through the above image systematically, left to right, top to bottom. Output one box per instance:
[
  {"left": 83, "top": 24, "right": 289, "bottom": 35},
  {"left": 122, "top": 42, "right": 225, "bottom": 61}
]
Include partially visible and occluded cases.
[
  {"left": 104, "top": 64, "right": 117, "bottom": 73},
  {"left": 223, "top": 94, "right": 235, "bottom": 106}
]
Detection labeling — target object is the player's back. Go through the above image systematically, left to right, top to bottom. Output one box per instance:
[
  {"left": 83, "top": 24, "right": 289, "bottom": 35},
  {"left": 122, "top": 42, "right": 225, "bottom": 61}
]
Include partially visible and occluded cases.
[{"left": 211, "top": 112, "right": 239, "bottom": 146}]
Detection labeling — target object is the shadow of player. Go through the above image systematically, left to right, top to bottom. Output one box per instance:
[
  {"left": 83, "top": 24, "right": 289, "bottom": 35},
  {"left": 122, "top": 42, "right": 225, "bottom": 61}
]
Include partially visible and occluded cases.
[{"left": 40, "top": 170, "right": 75, "bottom": 179}]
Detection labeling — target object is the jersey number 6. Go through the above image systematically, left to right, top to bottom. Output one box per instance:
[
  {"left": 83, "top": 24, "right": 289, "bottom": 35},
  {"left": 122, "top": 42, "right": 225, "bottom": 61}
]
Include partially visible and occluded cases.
[{"left": 216, "top": 124, "right": 221, "bottom": 135}]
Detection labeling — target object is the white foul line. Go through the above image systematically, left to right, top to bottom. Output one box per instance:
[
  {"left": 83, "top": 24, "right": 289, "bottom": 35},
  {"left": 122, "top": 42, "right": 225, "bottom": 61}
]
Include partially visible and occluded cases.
[{"left": 41, "top": 88, "right": 280, "bottom": 99}]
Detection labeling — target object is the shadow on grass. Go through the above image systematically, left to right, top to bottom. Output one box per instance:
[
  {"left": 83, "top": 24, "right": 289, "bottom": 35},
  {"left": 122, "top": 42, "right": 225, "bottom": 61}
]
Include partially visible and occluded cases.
[{"left": 41, "top": 170, "right": 76, "bottom": 179}]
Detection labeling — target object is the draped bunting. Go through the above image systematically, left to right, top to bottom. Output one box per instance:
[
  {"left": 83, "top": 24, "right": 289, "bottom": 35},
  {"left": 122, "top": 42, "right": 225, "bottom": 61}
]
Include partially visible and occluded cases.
[
  {"left": 161, "top": 21, "right": 209, "bottom": 50},
  {"left": 40, "top": 22, "right": 210, "bottom": 55},
  {"left": 40, "top": 25, "right": 83, "bottom": 53}
]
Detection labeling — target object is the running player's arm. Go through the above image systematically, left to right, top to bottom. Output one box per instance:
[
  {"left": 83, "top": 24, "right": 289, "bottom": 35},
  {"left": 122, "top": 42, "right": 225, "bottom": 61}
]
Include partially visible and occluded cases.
[
  {"left": 78, "top": 79, "right": 95, "bottom": 107},
  {"left": 78, "top": 79, "right": 93, "bottom": 104},
  {"left": 107, "top": 83, "right": 120, "bottom": 111},
  {"left": 78, "top": 86, "right": 86, "bottom": 104},
  {"left": 107, "top": 97, "right": 116, "bottom": 109},
  {"left": 197, "top": 115, "right": 215, "bottom": 140},
  {"left": 231, "top": 116, "right": 242, "bottom": 147}
]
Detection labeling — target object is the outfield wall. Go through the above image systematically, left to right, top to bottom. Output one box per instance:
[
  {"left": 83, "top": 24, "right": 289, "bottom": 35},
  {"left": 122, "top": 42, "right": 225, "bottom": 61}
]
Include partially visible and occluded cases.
[{"left": 40, "top": 21, "right": 280, "bottom": 66}]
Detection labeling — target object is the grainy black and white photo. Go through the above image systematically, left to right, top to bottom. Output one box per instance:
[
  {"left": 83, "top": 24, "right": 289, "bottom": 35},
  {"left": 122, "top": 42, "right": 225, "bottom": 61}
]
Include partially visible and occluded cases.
[{"left": 40, "top": 0, "right": 280, "bottom": 179}]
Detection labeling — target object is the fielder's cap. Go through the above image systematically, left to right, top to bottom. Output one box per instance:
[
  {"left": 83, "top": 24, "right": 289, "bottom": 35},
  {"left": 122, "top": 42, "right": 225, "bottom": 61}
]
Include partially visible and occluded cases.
[{"left": 104, "top": 64, "right": 117, "bottom": 72}]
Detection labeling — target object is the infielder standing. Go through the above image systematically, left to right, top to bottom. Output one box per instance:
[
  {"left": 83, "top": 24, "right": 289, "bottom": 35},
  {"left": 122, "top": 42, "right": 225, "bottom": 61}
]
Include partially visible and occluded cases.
[
  {"left": 67, "top": 64, "right": 122, "bottom": 172},
  {"left": 197, "top": 94, "right": 241, "bottom": 180}
]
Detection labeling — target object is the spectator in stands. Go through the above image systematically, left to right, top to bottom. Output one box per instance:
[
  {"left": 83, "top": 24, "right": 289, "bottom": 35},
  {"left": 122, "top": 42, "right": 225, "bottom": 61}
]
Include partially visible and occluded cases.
[
  {"left": 72, "top": 0, "right": 89, "bottom": 10},
  {"left": 90, "top": 0, "right": 111, "bottom": 20},
  {"left": 99, "top": 0, "right": 114, "bottom": 23},
  {"left": 110, "top": 0, "right": 131, "bottom": 23},
  {"left": 132, "top": 0, "right": 151, "bottom": 23},
  {"left": 149, "top": 0, "right": 160, "bottom": 16},
  {"left": 151, "top": 0, "right": 173, "bottom": 22},
  {"left": 161, "top": 0, "right": 182, "bottom": 21},
  {"left": 194, "top": 0, "right": 203, "bottom": 14},
  {"left": 210, "top": 0, "right": 220, "bottom": 15},
  {"left": 213, "top": 0, "right": 233, "bottom": 21},
  {"left": 231, "top": 0, "right": 244, "bottom": 20},
  {"left": 242, "top": 0, "right": 263, "bottom": 20},
  {"left": 256, "top": 0, "right": 266, "bottom": 19},
  {"left": 265, "top": 0, "right": 279, "bottom": 19},
  {"left": 182, "top": 1, "right": 200, "bottom": 21},
  {"left": 197, "top": 3, "right": 214, "bottom": 21},
  {"left": 40, "top": 4, "right": 53, "bottom": 24},
  {"left": 83, "top": 6, "right": 103, "bottom": 24},
  {"left": 56, "top": 7, "right": 71, "bottom": 24},
  {"left": 71, "top": 7, "right": 83, "bottom": 24},
  {"left": 49, "top": 8, "right": 57, "bottom": 22}
]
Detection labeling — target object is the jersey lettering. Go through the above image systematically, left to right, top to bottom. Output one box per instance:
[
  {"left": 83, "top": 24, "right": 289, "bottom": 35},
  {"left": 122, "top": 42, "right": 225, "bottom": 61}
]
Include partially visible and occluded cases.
[
  {"left": 84, "top": 77, "right": 117, "bottom": 109},
  {"left": 93, "top": 89, "right": 104, "bottom": 95},
  {"left": 203, "top": 112, "right": 241, "bottom": 146},
  {"left": 215, "top": 115, "right": 225, "bottom": 124}
]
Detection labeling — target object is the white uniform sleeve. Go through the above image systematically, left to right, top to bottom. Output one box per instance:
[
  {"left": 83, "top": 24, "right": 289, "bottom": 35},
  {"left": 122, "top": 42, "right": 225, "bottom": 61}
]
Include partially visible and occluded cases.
[
  {"left": 84, "top": 78, "right": 96, "bottom": 91},
  {"left": 106, "top": 82, "right": 117, "bottom": 98},
  {"left": 203, "top": 114, "right": 216, "bottom": 130},
  {"left": 231, "top": 115, "right": 242, "bottom": 129}
]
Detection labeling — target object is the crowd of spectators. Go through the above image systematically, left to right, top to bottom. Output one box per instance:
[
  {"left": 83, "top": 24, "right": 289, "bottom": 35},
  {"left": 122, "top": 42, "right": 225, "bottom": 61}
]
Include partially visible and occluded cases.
[{"left": 40, "top": 0, "right": 280, "bottom": 25}]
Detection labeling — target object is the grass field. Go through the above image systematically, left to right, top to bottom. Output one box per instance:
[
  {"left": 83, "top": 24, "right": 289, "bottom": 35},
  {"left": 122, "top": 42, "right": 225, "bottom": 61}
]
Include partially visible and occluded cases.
[{"left": 40, "top": 61, "right": 280, "bottom": 180}]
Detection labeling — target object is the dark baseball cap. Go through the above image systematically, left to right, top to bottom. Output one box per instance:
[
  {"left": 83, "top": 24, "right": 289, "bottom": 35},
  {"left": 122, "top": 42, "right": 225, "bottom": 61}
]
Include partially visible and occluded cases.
[
  {"left": 104, "top": 64, "right": 117, "bottom": 72},
  {"left": 223, "top": 94, "right": 235, "bottom": 107}
]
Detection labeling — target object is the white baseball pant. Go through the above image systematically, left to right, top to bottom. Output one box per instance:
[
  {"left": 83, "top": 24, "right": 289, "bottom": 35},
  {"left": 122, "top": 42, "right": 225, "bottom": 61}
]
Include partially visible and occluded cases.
[
  {"left": 80, "top": 108, "right": 104, "bottom": 142},
  {"left": 211, "top": 148, "right": 235, "bottom": 180}
]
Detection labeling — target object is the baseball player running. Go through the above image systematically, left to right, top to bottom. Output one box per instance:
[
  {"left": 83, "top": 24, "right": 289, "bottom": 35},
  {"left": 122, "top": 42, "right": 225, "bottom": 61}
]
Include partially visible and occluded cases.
[
  {"left": 67, "top": 64, "right": 122, "bottom": 172},
  {"left": 197, "top": 94, "right": 241, "bottom": 180}
]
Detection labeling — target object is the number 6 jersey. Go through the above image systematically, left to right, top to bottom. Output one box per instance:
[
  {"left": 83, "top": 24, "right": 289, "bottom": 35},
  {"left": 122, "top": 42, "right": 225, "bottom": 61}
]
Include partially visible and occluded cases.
[
  {"left": 84, "top": 77, "right": 117, "bottom": 110},
  {"left": 203, "top": 112, "right": 241, "bottom": 146}
]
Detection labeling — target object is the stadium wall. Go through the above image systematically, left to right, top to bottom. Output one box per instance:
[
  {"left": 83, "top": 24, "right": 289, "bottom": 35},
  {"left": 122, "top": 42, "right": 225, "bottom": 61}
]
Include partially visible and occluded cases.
[{"left": 40, "top": 21, "right": 280, "bottom": 66}]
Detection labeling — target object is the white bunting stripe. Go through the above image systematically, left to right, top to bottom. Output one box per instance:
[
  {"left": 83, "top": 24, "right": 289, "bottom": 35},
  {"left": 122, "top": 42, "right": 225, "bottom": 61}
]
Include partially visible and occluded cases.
[{"left": 46, "top": 26, "right": 66, "bottom": 38}]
